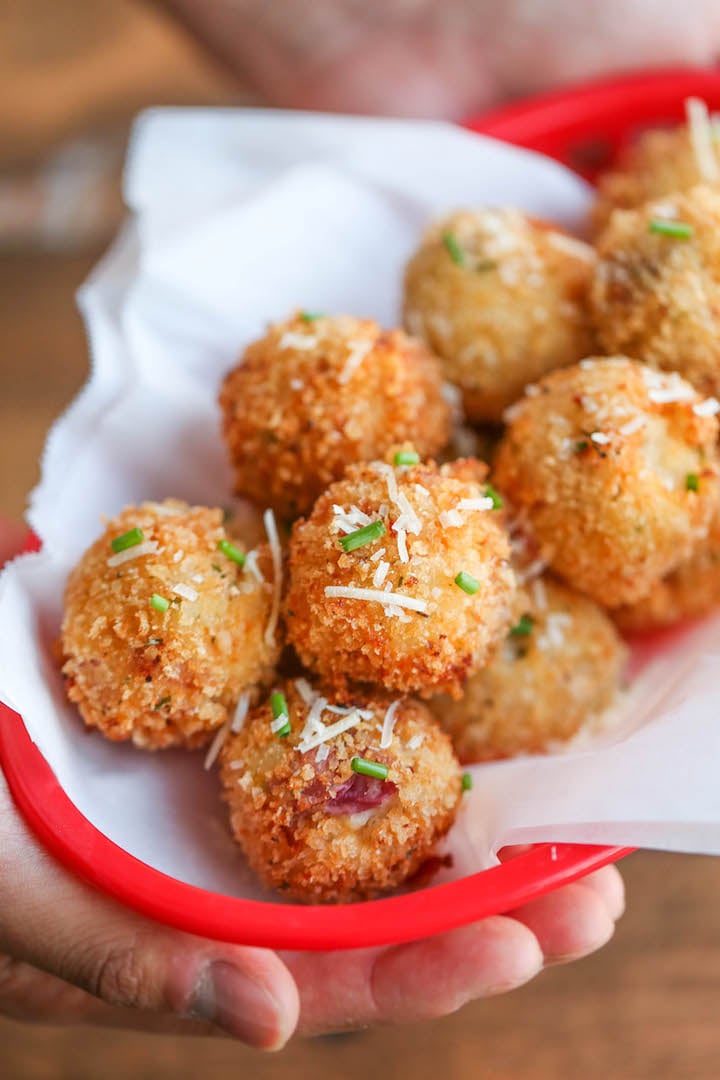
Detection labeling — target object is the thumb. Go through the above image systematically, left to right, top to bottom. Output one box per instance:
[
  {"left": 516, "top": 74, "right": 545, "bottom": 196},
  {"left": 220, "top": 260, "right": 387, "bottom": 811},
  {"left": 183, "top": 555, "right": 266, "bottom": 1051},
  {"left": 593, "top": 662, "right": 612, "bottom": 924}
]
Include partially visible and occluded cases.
[{"left": 0, "top": 772, "right": 299, "bottom": 1048}]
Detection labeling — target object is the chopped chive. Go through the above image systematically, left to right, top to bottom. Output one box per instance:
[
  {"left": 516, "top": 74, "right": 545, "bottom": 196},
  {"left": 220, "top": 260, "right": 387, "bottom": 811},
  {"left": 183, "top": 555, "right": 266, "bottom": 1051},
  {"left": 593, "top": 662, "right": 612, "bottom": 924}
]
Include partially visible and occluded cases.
[
  {"left": 648, "top": 219, "right": 693, "bottom": 240},
  {"left": 443, "top": 231, "right": 465, "bottom": 266},
  {"left": 299, "top": 311, "right": 322, "bottom": 321},
  {"left": 574, "top": 440, "right": 590, "bottom": 453},
  {"left": 393, "top": 450, "right": 420, "bottom": 467},
  {"left": 686, "top": 472, "right": 700, "bottom": 492},
  {"left": 483, "top": 484, "right": 503, "bottom": 510},
  {"left": 339, "top": 520, "right": 386, "bottom": 553},
  {"left": 111, "top": 527, "right": 144, "bottom": 553},
  {"left": 217, "top": 538, "right": 246, "bottom": 567},
  {"left": 455, "top": 570, "right": 480, "bottom": 595},
  {"left": 150, "top": 593, "right": 169, "bottom": 613},
  {"left": 510, "top": 614, "right": 534, "bottom": 637},
  {"left": 270, "top": 691, "right": 291, "bottom": 737},
  {"left": 153, "top": 695, "right": 171, "bottom": 711},
  {"left": 276, "top": 720, "right": 291, "bottom": 737},
  {"left": 351, "top": 756, "right": 389, "bottom": 780},
  {"left": 461, "top": 772, "right": 473, "bottom": 792}
]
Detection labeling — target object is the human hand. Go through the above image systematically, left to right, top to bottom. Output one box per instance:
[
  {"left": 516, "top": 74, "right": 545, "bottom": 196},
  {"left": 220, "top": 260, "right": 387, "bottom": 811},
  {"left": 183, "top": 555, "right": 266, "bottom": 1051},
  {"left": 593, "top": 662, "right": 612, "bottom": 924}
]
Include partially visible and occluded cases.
[
  {"left": 159, "top": 0, "right": 720, "bottom": 118},
  {"left": 0, "top": 519, "right": 623, "bottom": 1047}
]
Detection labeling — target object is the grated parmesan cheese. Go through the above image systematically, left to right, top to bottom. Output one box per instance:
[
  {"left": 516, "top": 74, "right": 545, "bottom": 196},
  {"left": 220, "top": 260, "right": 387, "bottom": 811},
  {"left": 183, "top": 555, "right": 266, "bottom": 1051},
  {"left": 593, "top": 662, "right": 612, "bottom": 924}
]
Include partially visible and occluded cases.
[
  {"left": 686, "top": 96, "right": 720, "bottom": 182},
  {"left": 546, "top": 233, "right": 596, "bottom": 262},
  {"left": 279, "top": 331, "right": 318, "bottom": 350},
  {"left": 339, "top": 339, "right": 373, "bottom": 384},
  {"left": 694, "top": 397, "right": 720, "bottom": 417},
  {"left": 619, "top": 415, "right": 646, "bottom": 436},
  {"left": 590, "top": 431, "right": 611, "bottom": 445},
  {"left": 457, "top": 497, "right": 494, "bottom": 511},
  {"left": 263, "top": 508, "right": 282, "bottom": 648},
  {"left": 439, "top": 509, "right": 464, "bottom": 528},
  {"left": 395, "top": 528, "right": 409, "bottom": 563},
  {"left": 107, "top": 540, "right": 159, "bottom": 568},
  {"left": 369, "top": 547, "right": 386, "bottom": 563},
  {"left": 244, "top": 549, "right": 264, "bottom": 583},
  {"left": 172, "top": 550, "right": 184, "bottom": 563},
  {"left": 373, "top": 560, "right": 390, "bottom": 588},
  {"left": 191, "top": 573, "right": 204, "bottom": 584},
  {"left": 531, "top": 577, "right": 547, "bottom": 611},
  {"left": 172, "top": 583, "right": 199, "bottom": 602},
  {"left": 325, "top": 585, "right": 428, "bottom": 613},
  {"left": 294, "top": 678, "right": 316, "bottom": 705},
  {"left": 231, "top": 690, "right": 251, "bottom": 733},
  {"left": 380, "top": 699, "right": 401, "bottom": 749},
  {"left": 298, "top": 709, "right": 366, "bottom": 753},
  {"left": 270, "top": 714, "right": 290, "bottom": 734},
  {"left": 203, "top": 719, "right": 231, "bottom": 770},
  {"left": 407, "top": 734, "right": 424, "bottom": 750},
  {"left": 316, "top": 743, "right": 330, "bottom": 763}
]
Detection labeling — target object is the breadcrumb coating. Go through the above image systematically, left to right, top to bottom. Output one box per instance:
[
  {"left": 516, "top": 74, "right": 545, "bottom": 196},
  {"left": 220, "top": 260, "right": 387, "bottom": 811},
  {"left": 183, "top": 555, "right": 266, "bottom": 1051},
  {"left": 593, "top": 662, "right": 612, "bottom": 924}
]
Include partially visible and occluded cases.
[
  {"left": 591, "top": 125, "right": 720, "bottom": 235},
  {"left": 591, "top": 186, "right": 720, "bottom": 398},
  {"left": 403, "top": 208, "right": 594, "bottom": 422},
  {"left": 219, "top": 312, "right": 451, "bottom": 519},
  {"left": 494, "top": 358, "right": 720, "bottom": 608},
  {"left": 285, "top": 455, "right": 517, "bottom": 697},
  {"left": 614, "top": 499, "right": 720, "bottom": 632},
  {"left": 61, "top": 500, "right": 280, "bottom": 749},
  {"left": 430, "top": 577, "right": 627, "bottom": 762},
  {"left": 219, "top": 679, "right": 461, "bottom": 903}
]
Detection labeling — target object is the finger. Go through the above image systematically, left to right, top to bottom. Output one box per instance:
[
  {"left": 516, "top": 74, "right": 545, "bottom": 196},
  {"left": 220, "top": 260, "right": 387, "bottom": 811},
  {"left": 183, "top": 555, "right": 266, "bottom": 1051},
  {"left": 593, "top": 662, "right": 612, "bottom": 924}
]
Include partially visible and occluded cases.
[
  {"left": 0, "top": 774, "right": 299, "bottom": 1049},
  {"left": 577, "top": 864, "right": 626, "bottom": 921},
  {"left": 507, "top": 880, "right": 616, "bottom": 965},
  {"left": 287, "top": 915, "right": 543, "bottom": 1037}
]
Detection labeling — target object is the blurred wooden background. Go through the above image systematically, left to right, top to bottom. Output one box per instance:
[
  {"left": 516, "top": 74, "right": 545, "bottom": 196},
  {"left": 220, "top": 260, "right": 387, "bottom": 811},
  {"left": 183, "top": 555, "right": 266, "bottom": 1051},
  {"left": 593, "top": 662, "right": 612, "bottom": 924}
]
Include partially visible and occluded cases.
[{"left": 3, "top": 3, "right": 720, "bottom": 1078}]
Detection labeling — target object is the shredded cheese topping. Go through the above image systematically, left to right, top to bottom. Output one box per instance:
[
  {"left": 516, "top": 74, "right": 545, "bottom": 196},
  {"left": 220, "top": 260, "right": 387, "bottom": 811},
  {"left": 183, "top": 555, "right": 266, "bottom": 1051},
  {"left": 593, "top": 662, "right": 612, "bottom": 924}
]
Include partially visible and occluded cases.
[
  {"left": 686, "top": 96, "right": 720, "bottom": 182},
  {"left": 278, "top": 330, "right": 318, "bottom": 350},
  {"left": 339, "top": 339, "right": 374, "bottom": 384},
  {"left": 694, "top": 397, "right": 720, "bottom": 417},
  {"left": 619, "top": 415, "right": 646, "bottom": 436},
  {"left": 263, "top": 508, "right": 282, "bottom": 647},
  {"left": 106, "top": 540, "right": 159, "bottom": 568},
  {"left": 244, "top": 549, "right": 264, "bottom": 583},
  {"left": 372, "top": 560, "right": 390, "bottom": 587},
  {"left": 172, "top": 582, "right": 199, "bottom": 602},
  {"left": 324, "top": 585, "right": 428, "bottom": 613},
  {"left": 232, "top": 691, "right": 251, "bottom": 733},
  {"left": 380, "top": 699, "right": 401, "bottom": 749},
  {"left": 298, "top": 709, "right": 367, "bottom": 753},
  {"left": 203, "top": 719, "right": 231, "bottom": 770}
]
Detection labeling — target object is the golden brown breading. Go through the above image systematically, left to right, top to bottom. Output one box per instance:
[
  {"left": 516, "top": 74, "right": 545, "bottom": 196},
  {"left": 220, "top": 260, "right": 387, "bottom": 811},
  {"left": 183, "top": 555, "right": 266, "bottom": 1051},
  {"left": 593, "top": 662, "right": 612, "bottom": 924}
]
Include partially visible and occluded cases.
[
  {"left": 591, "top": 125, "right": 720, "bottom": 235},
  {"left": 591, "top": 186, "right": 720, "bottom": 398},
  {"left": 402, "top": 209, "right": 594, "bottom": 422},
  {"left": 219, "top": 313, "right": 451, "bottom": 519},
  {"left": 494, "top": 358, "right": 720, "bottom": 608},
  {"left": 285, "top": 454, "right": 516, "bottom": 697},
  {"left": 61, "top": 500, "right": 280, "bottom": 749},
  {"left": 614, "top": 500, "right": 720, "bottom": 633},
  {"left": 429, "top": 577, "right": 627, "bottom": 762},
  {"left": 219, "top": 679, "right": 462, "bottom": 903}
]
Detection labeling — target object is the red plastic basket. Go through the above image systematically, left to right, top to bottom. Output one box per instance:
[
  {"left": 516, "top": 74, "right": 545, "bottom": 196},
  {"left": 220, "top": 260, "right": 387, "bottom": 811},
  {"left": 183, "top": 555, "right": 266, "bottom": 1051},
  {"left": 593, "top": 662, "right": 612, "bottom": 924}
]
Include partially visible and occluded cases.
[{"left": 4, "top": 67, "right": 718, "bottom": 950}]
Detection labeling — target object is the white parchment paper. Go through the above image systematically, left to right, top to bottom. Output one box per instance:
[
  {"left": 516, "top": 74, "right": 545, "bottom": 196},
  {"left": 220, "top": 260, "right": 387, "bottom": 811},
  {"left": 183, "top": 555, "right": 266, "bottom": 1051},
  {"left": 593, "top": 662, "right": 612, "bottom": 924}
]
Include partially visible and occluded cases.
[{"left": 2, "top": 108, "right": 720, "bottom": 900}]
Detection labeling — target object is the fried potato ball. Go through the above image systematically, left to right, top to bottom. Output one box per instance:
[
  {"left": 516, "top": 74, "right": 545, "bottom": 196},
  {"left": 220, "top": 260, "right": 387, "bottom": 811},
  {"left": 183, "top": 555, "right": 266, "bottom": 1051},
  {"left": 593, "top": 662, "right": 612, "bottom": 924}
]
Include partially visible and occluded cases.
[
  {"left": 591, "top": 112, "right": 720, "bottom": 234},
  {"left": 591, "top": 186, "right": 720, "bottom": 398},
  {"left": 402, "top": 208, "right": 594, "bottom": 422},
  {"left": 219, "top": 313, "right": 451, "bottom": 519},
  {"left": 494, "top": 357, "right": 720, "bottom": 608},
  {"left": 285, "top": 454, "right": 517, "bottom": 698},
  {"left": 61, "top": 500, "right": 281, "bottom": 749},
  {"left": 614, "top": 500, "right": 720, "bottom": 633},
  {"left": 429, "top": 577, "right": 627, "bottom": 762},
  {"left": 219, "top": 678, "right": 462, "bottom": 902}
]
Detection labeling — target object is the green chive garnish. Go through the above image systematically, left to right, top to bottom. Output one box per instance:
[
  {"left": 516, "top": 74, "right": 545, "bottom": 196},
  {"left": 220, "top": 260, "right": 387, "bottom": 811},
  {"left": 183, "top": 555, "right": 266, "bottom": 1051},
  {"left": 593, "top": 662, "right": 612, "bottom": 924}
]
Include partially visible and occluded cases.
[
  {"left": 648, "top": 219, "right": 693, "bottom": 240},
  {"left": 443, "top": 231, "right": 465, "bottom": 265},
  {"left": 299, "top": 311, "right": 322, "bottom": 321},
  {"left": 574, "top": 440, "right": 589, "bottom": 453},
  {"left": 393, "top": 450, "right": 420, "bottom": 467},
  {"left": 686, "top": 473, "right": 700, "bottom": 492},
  {"left": 484, "top": 484, "right": 503, "bottom": 510},
  {"left": 339, "top": 520, "right": 386, "bottom": 553},
  {"left": 111, "top": 527, "right": 144, "bottom": 553},
  {"left": 217, "top": 538, "right": 246, "bottom": 567},
  {"left": 455, "top": 571, "right": 480, "bottom": 595},
  {"left": 150, "top": 593, "right": 169, "bottom": 613},
  {"left": 510, "top": 614, "right": 534, "bottom": 637},
  {"left": 270, "top": 691, "right": 291, "bottom": 737},
  {"left": 351, "top": 757, "right": 389, "bottom": 780},
  {"left": 461, "top": 772, "right": 473, "bottom": 792}
]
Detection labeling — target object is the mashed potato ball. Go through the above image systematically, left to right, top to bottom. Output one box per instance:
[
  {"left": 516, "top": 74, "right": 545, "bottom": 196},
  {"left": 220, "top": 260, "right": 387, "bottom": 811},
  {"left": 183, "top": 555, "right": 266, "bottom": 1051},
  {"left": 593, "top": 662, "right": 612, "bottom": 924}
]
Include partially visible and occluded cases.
[
  {"left": 591, "top": 102, "right": 720, "bottom": 234},
  {"left": 591, "top": 186, "right": 720, "bottom": 398},
  {"left": 402, "top": 208, "right": 594, "bottom": 422},
  {"left": 219, "top": 313, "right": 451, "bottom": 519},
  {"left": 494, "top": 357, "right": 720, "bottom": 608},
  {"left": 285, "top": 453, "right": 516, "bottom": 697},
  {"left": 61, "top": 500, "right": 281, "bottom": 749},
  {"left": 614, "top": 500, "right": 720, "bottom": 633},
  {"left": 429, "top": 577, "right": 627, "bottom": 762},
  {"left": 219, "top": 678, "right": 462, "bottom": 902}
]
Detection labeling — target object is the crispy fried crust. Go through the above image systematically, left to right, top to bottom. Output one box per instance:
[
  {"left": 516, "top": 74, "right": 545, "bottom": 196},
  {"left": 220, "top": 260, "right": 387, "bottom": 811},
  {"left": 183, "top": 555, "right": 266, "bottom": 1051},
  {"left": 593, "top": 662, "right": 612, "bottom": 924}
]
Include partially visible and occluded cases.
[
  {"left": 591, "top": 127, "right": 720, "bottom": 235},
  {"left": 591, "top": 186, "right": 720, "bottom": 398},
  {"left": 403, "top": 209, "right": 594, "bottom": 422},
  {"left": 219, "top": 313, "right": 451, "bottom": 519},
  {"left": 494, "top": 357, "right": 720, "bottom": 608},
  {"left": 285, "top": 456, "right": 516, "bottom": 697},
  {"left": 61, "top": 500, "right": 280, "bottom": 749},
  {"left": 429, "top": 577, "right": 627, "bottom": 762},
  {"left": 219, "top": 680, "right": 462, "bottom": 903}
]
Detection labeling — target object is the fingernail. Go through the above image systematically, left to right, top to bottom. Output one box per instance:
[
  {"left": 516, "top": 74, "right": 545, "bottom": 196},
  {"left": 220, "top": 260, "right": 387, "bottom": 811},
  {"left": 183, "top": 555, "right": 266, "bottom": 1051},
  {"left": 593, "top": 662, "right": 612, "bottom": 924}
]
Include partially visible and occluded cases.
[{"left": 188, "top": 961, "right": 286, "bottom": 1049}]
